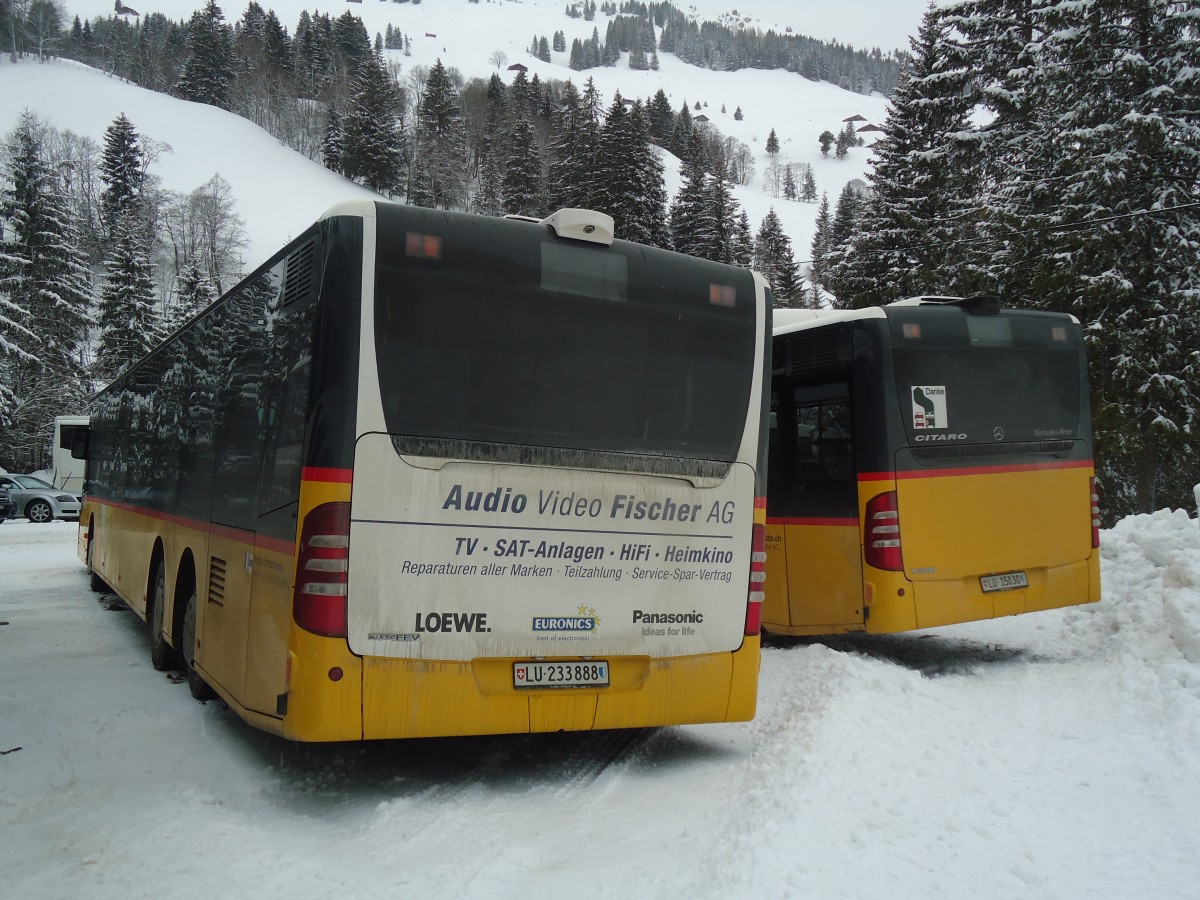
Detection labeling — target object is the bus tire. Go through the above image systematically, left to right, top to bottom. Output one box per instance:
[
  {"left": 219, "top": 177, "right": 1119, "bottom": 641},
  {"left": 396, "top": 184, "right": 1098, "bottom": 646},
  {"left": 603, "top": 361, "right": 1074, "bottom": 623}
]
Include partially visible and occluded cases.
[
  {"left": 87, "top": 526, "right": 107, "bottom": 593},
  {"left": 149, "top": 565, "right": 176, "bottom": 671},
  {"left": 181, "top": 586, "right": 214, "bottom": 701}
]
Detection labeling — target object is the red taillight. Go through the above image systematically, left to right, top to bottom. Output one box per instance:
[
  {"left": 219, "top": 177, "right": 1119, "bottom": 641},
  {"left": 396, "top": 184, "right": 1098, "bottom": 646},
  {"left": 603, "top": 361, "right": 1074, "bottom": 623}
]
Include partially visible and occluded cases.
[
  {"left": 1090, "top": 477, "right": 1100, "bottom": 548},
  {"left": 864, "top": 491, "right": 904, "bottom": 572},
  {"left": 293, "top": 501, "right": 350, "bottom": 637},
  {"left": 745, "top": 517, "right": 766, "bottom": 635}
]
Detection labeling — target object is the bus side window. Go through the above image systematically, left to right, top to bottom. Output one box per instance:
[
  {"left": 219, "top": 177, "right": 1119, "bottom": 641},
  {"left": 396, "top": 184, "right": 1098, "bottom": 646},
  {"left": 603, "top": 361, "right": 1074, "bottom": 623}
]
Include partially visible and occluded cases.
[{"left": 258, "top": 356, "right": 312, "bottom": 516}]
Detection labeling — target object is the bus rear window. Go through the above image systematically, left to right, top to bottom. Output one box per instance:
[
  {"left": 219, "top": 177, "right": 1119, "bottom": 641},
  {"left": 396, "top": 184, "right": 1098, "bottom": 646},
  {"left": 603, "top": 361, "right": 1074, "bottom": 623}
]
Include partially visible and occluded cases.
[
  {"left": 373, "top": 215, "right": 756, "bottom": 470},
  {"left": 893, "top": 345, "right": 1081, "bottom": 446}
]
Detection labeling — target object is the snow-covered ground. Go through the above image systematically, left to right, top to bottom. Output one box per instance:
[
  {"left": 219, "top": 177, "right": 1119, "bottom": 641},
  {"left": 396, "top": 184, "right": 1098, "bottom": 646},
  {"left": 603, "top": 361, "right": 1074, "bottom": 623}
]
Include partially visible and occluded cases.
[{"left": 2, "top": 511, "right": 1198, "bottom": 899}]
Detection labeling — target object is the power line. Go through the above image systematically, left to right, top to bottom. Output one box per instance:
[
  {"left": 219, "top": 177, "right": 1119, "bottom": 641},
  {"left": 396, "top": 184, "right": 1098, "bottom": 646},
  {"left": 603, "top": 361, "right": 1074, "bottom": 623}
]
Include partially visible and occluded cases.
[{"left": 800, "top": 200, "right": 1200, "bottom": 267}]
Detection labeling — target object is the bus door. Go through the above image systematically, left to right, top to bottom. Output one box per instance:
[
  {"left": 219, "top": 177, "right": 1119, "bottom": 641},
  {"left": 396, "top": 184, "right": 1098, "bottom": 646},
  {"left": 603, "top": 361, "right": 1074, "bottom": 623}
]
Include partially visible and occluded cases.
[{"left": 765, "top": 380, "right": 864, "bottom": 632}]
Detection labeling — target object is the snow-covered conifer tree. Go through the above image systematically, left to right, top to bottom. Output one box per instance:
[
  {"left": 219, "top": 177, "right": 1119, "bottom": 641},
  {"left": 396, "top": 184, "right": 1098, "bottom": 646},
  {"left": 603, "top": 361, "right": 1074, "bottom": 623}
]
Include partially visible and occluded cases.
[
  {"left": 176, "top": 0, "right": 234, "bottom": 109},
  {"left": 339, "top": 54, "right": 404, "bottom": 194},
  {"left": 0, "top": 112, "right": 92, "bottom": 469},
  {"left": 98, "top": 113, "right": 145, "bottom": 241},
  {"left": 96, "top": 213, "right": 161, "bottom": 381}
]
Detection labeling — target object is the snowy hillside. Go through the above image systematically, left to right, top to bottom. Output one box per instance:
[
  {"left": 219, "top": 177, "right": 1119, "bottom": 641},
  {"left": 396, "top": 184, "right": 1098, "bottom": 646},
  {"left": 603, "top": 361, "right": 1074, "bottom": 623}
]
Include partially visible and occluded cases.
[
  {"left": 3, "top": 0, "right": 929, "bottom": 266},
  {"left": 2, "top": 512, "right": 1199, "bottom": 897}
]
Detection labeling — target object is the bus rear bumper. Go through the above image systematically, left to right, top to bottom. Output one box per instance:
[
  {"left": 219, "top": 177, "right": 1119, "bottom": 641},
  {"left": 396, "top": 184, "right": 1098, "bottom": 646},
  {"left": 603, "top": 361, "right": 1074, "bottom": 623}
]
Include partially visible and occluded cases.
[
  {"left": 867, "top": 556, "right": 1101, "bottom": 633},
  {"left": 350, "top": 636, "right": 761, "bottom": 740}
]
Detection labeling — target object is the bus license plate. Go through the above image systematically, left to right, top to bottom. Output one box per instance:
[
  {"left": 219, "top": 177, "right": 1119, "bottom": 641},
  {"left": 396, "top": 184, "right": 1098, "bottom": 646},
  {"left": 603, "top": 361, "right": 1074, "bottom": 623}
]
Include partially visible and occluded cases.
[
  {"left": 980, "top": 571, "right": 1029, "bottom": 593},
  {"left": 513, "top": 661, "right": 610, "bottom": 690}
]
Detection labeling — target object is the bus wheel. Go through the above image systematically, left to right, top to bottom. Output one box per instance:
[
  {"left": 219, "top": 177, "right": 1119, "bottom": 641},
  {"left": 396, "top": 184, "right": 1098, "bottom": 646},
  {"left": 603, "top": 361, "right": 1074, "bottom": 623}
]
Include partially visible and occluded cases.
[
  {"left": 86, "top": 529, "right": 107, "bottom": 593},
  {"left": 149, "top": 565, "right": 176, "bottom": 671},
  {"left": 181, "top": 587, "right": 214, "bottom": 701}
]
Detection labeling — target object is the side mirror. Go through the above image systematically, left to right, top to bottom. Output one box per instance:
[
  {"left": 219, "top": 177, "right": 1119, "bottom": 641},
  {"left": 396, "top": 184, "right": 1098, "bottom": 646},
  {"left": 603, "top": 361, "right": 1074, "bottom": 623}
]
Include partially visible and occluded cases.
[{"left": 71, "top": 430, "right": 89, "bottom": 460}]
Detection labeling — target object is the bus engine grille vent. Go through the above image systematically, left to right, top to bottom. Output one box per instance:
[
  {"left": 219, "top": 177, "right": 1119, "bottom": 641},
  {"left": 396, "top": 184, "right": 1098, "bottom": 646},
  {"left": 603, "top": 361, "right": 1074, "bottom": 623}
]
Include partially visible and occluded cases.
[
  {"left": 282, "top": 240, "right": 317, "bottom": 308},
  {"left": 783, "top": 331, "right": 847, "bottom": 374},
  {"left": 208, "top": 557, "right": 227, "bottom": 607}
]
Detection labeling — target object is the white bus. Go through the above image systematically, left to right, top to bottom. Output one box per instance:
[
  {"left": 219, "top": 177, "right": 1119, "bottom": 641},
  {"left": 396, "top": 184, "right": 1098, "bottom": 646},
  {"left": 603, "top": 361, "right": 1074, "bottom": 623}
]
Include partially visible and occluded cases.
[
  {"left": 80, "top": 201, "right": 771, "bottom": 741},
  {"left": 52, "top": 415, "right": 90, "bottom": 493}
]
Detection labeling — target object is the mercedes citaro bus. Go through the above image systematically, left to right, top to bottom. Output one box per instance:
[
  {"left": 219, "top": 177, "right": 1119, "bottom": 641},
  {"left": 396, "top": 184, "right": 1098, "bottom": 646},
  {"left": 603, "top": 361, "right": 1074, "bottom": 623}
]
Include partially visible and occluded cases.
[
  {"left": 79, "top": 201, "right": 771, "bottom": 741},
  {"left": 763, "top": 296, "right": 1100, "bottom": 635}
]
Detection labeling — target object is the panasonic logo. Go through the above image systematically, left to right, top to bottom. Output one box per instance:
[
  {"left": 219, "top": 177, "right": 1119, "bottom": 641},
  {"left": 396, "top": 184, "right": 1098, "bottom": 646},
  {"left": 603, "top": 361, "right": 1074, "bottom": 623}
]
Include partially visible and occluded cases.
[{"left": 914, "top": 433, "right": 968, "bottom": 442}]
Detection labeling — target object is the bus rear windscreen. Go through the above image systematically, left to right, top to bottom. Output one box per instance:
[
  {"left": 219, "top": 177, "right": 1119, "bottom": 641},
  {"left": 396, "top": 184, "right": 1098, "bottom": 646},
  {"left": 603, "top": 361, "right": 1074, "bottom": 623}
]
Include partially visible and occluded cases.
[
  {"left": 373, "top": 215, "right": 756, "bottom": 467},
  {"left": 890, "top": 311, "right": 1083, "bottom": 446}
]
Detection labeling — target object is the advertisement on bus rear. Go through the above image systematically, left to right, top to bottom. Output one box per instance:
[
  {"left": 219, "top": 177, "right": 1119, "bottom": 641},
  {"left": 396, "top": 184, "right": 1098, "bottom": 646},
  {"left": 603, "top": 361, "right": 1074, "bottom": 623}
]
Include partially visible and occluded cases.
[{"left": 346, "top": 438, "right": 754, "bottom": 661}]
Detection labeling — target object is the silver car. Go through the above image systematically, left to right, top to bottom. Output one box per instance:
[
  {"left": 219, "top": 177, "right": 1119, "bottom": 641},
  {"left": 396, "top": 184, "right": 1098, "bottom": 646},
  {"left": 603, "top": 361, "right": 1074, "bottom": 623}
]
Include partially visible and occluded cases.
[{"left": 0, "top": 474, "right": 82, "bottom": 523}]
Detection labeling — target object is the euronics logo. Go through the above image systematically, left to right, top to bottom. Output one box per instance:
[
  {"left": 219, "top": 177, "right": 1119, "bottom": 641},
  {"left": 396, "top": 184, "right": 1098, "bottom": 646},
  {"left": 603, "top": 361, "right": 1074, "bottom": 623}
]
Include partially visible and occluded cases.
[{"left": 533, "top": 606, "right": 601, "bottom": 633}]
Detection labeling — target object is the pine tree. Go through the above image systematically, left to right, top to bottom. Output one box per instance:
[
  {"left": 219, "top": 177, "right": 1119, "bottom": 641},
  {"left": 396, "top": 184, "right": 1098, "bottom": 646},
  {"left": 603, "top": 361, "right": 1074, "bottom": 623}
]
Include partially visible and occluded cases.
[
  {"left": 176, "top": 0, "right": 234, "bottom": 109},
  {"left": 1005, "top": 0, "right": 1200, "bottom": 516},
  {"left": 824, "top": 5, "right": 975, "bottom": 307},
  {"left": 339, "top": 54, "right": 404, "bottom": 194},
  {"left": 412, "top": 58, "right": 467, "bottom": 209},
  {"left": 546, "top": 78, "right": 602, "bottom": 211},
  {"left": 646, "top": 88, "right": 674, "bottom": 146},
  {"left": 593, "top": 98, "right": 668, "bottom": 247},
  {"left": 668, "top": 101, "right": 693, "bottom": 159},
  {"left": 626, "top": 102, "right": 670, "bottom": 248},
  {"left": 322, "top": 107, "right": 343, "bottom": 173},
  {"left": 0, "top": 112, "right": 92, "bottom": 469},
  {"left": 501, "top": 112, "right": 543, "bottom": 216},
  {"left": 98, "top": 113, "right": 145, "bottom": 241},
  {"left": 834, "top": 121, "right": 857, "bottom": 158},
  {"left": 765, "top": 127, "right": 780, "bottom": 156},
  {"left": 669, "top": 128, "right": 712, "bottom": 258},
  {"left": 475, "top": 148, "right": 504, "bottom": 216},
  {"left": 783, "top": 164, "right": 797, "bottom": 201},
  {"left": 800, "top": 165, "right": 817, "bottom": 203},
  {"left": 809, "top": 192, "right": 833, "bottom": 288},
  {"left": 754, "top": 208, "right": 801, "bottom": 307},
  {"left": 732, "top": 210, "right": 754, "bottom": 268},
  {"left": 96, "top": 213, "right": 161, "bottom": 381}
]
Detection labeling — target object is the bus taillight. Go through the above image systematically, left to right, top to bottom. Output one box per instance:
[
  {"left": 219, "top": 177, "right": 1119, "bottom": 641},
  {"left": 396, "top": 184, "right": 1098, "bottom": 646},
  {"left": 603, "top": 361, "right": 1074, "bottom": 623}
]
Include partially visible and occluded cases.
[
  {"left": 1090, "top": 477, "right": 1100, "bottom": 548},
  {"left": 864, "top": 491, "right": 904, "bottom": 572},
  {"left": 294, "top": 501, "right": 351, "bottom": 637},
  {"left": 745, "top": 520, "right": 766, "bottom": 634}
]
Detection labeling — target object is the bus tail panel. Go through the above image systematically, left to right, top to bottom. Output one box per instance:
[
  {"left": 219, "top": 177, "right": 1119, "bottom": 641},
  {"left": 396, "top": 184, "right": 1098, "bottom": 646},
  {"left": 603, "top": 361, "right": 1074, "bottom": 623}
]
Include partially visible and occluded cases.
[{"left": 873, "top": 461, "right": 1099, "bottom": 632}]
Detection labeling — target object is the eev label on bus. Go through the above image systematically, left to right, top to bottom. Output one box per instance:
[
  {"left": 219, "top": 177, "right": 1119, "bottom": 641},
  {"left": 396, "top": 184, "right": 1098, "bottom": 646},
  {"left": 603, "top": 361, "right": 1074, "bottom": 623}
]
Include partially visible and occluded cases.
[{"left": 911, "top": 385, "right": 948, "bottom": 429}]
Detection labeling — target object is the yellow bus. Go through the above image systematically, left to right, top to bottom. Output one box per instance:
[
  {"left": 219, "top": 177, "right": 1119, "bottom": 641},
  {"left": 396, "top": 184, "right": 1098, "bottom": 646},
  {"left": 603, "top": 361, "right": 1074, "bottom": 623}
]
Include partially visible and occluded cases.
[
  {"left": 79, "top": 201, "right": 771, "bottom": 741},
  {"left": 764, "top": 296, "right": 1100, "bottom": 635}
]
